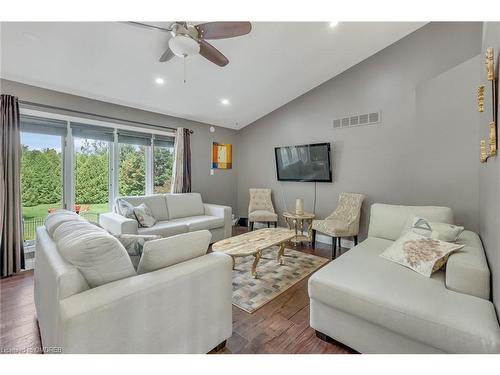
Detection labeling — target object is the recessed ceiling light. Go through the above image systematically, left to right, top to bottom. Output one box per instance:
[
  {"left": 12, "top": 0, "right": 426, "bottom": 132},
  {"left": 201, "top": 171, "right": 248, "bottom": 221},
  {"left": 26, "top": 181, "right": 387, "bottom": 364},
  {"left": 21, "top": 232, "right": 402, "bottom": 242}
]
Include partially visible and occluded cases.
[
  {"left": 329, "top": 21, "right": 339, "bottom": 28},
  {"left": 155, "top": 77, "right": 165, "bottom": 85},
  {"left": 220, "top": 98, "right": 230, "bottom": 105}
]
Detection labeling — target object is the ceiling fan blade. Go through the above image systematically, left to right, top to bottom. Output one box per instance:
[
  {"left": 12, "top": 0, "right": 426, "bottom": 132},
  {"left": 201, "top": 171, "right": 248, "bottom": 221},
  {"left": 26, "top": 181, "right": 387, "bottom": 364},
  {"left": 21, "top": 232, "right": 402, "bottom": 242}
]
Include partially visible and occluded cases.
[
  {"left": 195, "top": 22, "right": 251, "bottom": 40},
  {"left": 199, "top": 40, "right": 229, "bottom": 67},
  {"left": 159, "top": 47, "right": 175, "bottom": 62}
]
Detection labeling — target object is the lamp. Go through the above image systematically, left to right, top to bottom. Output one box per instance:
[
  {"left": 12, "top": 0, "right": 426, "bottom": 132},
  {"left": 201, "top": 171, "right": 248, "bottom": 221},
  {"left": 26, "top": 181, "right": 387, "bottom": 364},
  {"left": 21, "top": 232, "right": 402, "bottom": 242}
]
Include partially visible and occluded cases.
[{"left": 168, "top": 35, "right": 200, "bottom": 58}]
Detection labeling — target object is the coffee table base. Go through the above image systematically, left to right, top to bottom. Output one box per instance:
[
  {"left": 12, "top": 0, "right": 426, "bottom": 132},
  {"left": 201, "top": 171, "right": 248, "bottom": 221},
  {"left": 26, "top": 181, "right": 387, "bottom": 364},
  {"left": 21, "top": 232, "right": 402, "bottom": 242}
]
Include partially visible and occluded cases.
[{"left": 230, "top": 242, "right": 287, "bottom": 279}]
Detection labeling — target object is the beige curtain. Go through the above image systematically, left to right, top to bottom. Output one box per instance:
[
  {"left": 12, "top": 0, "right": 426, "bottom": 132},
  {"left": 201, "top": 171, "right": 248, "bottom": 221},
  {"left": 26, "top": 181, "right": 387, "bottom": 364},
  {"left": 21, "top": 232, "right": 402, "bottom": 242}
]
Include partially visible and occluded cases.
[
  {"left": 1, "top": 94, "right": 25, "bottom": 277},
  {"left": 171, "top": 127, "right": 191, "bottom": 193}
]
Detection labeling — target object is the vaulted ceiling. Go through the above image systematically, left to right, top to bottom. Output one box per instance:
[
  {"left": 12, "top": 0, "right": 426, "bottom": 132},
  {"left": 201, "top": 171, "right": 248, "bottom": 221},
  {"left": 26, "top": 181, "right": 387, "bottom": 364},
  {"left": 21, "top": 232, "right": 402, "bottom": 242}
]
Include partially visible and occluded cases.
[{"left": 1, "top": 22, "right": 425, "bottom": 129}]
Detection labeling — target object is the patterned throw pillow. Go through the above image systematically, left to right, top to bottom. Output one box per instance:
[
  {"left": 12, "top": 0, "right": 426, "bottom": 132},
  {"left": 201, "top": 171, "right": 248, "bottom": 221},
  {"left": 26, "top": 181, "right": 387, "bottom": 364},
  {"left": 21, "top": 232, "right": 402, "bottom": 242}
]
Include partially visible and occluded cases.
[
  {"left": 115, "top": 198, "right": 137, "bottom": 220},
  {"left": 133, "top": 203, "right": 157, "bottom": 228},
  {"left": 405, "top": 216, "right": 464, "bottom": 242},
  {"left": 380, "top": 231, "right": 464, "bottom": 277},
  {"left": 115, "top": 234, "right": 161, "bottom": 270},
  {"left": 115, "top": 234, "right": 161, "bottom": 256}
]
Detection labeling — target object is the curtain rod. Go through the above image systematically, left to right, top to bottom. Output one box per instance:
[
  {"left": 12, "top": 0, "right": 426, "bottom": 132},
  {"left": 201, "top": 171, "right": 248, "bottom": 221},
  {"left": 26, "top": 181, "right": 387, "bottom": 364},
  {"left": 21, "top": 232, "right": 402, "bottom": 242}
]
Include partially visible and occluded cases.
[{"left": 18, "top": 100, "right": 194, "bottom": 134}]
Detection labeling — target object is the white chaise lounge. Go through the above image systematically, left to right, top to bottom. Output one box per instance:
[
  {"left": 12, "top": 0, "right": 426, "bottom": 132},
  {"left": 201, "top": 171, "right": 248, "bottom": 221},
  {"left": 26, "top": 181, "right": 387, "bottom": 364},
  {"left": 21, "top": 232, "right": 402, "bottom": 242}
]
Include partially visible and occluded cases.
[{"left": 309, "top": 203, "right": 500, "bottom": 353}]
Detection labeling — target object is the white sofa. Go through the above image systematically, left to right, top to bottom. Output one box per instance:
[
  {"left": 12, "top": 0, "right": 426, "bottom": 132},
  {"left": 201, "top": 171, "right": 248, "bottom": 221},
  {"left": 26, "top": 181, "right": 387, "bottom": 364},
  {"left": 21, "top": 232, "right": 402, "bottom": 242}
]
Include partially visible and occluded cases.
[
  {"left": 99, "top": 193, "right": 232, "bottom": 243},
  {"left": 309, "top": 204, "right": 500, "bottom": 353},
  {"left": 34, "top": 211, "right": 233, "bottom": 353}
]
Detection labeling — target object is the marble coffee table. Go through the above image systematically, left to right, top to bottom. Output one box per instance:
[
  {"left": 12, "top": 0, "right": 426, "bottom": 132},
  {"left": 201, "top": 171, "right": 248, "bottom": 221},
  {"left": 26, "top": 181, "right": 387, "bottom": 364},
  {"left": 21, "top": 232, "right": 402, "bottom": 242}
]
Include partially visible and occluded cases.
[{"left": 212, "top": 228, "right": 295, "bottom": 278}]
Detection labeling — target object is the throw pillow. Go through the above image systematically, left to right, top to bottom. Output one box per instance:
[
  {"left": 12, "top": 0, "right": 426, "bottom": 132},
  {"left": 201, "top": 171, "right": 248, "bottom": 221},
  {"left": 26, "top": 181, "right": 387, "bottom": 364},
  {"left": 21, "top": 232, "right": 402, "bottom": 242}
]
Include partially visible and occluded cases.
[
  {"left": 115, "top": 198, "right": 137, "bottom": 220},
  {"left": 133, "top": 203, "right": 157, "bottom": 227},
  {"left": 404, "top": 216, "right": 464, "bottom": 242},
  {"left": 137, "top": 230, "right": 211, "bottom": 274},
  {"left": 380, "top": 231, "right": 464, "bottom": 277},
  {"left": 115, "top": 234, "right": 161, "bottom": 257}
]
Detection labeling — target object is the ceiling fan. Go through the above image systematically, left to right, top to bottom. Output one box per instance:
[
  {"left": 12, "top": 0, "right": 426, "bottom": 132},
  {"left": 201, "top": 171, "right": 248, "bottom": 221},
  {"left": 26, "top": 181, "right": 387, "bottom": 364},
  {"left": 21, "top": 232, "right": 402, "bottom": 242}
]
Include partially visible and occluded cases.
[{"left": 129, "top": 21, "right": 252, "bottom": 67}]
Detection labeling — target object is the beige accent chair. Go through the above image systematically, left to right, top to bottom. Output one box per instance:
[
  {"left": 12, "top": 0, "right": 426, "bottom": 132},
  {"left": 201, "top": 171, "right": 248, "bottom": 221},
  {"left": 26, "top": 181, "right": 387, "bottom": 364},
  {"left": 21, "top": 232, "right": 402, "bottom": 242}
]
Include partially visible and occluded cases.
[
  {"left": 248, "top": 188, "right": 278, "bottom": 231},
  {"left": 312, "top": 192, "right": 365, "bottom": 259}
]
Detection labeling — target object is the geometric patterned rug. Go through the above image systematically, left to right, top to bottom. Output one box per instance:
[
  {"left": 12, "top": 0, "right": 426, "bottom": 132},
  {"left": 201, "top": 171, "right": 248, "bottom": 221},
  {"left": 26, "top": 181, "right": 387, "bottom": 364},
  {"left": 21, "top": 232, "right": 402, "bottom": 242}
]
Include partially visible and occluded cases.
[{"left": 232, "top": 246, "right": 329, "bottom": 313}]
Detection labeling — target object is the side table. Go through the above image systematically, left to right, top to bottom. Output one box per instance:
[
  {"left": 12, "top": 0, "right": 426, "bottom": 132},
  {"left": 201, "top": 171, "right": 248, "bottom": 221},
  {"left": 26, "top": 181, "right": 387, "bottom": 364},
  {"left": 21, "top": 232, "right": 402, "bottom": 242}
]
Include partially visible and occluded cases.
[{"left": 282, "top": 212, "right": 315, "bottom": 246}]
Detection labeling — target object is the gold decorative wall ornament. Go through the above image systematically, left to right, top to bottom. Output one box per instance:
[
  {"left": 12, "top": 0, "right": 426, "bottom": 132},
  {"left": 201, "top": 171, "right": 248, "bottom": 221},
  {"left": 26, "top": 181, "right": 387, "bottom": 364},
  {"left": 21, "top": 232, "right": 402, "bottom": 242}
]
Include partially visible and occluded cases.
[
  {"left": 480, "top": 47, "right": 498, "bottom": 163},
  {"left": 486, "top": 47, "right": 494, "bottom": 81},
  {"left": 478, "top": 85, "right": 485, "bottom": 112},
  {"left": 490, "top": 121, "right": 497, "bottom": 156},
  {"left": 480, "top": 140, "right": 488, "bottom": 163}
]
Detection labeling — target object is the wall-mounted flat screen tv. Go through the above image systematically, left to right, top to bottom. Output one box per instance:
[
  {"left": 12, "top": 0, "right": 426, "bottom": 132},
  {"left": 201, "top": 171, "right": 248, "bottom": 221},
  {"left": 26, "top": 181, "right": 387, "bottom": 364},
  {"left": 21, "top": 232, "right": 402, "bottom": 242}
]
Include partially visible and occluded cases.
[{"left": 274, "top": 142, "right": 332, "bottom": 182}]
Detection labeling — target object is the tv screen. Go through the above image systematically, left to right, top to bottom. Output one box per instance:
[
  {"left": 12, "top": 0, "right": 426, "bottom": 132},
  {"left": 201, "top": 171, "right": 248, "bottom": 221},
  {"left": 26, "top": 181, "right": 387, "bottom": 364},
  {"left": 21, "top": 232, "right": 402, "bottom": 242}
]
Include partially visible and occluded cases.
[{"left": 274, "top": 142, "right": 332, "bottom": 182}]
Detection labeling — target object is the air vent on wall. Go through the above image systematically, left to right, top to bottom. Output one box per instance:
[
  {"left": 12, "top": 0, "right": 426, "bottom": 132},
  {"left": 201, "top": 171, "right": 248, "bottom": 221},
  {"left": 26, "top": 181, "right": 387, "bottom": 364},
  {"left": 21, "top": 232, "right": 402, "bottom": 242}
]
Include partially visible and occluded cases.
[{"left": 332, "top": 111, "right": 381, "bottom": 129}]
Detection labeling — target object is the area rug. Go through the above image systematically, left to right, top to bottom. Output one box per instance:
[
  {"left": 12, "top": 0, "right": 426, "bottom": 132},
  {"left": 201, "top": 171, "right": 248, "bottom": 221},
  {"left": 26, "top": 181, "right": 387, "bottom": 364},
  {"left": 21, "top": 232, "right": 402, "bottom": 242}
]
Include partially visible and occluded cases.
[{"left": 232, "top": 247, "right": 329, "bottom": 313}]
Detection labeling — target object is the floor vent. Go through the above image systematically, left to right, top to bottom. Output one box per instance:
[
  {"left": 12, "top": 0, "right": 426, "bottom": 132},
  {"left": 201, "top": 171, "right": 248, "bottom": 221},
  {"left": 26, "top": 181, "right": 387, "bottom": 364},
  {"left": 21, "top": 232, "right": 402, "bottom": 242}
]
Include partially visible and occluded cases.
[{"left": 333, "top": 111, "right": 381, "bottom": 129}]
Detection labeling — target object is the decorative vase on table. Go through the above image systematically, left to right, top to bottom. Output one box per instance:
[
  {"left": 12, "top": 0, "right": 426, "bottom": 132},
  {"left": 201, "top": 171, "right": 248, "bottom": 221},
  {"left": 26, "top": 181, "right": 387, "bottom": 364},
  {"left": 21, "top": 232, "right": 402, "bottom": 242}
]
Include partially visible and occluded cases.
[{"left": 295, "top": 198, "right": 304, "bottom": 215}]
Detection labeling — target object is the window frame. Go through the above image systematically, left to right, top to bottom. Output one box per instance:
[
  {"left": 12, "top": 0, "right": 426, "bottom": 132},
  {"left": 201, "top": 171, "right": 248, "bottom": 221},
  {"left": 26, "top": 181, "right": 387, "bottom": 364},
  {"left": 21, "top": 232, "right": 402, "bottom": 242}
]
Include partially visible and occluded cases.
[{"left": 20, "top": 108, "right": 176, "bottom": 212}]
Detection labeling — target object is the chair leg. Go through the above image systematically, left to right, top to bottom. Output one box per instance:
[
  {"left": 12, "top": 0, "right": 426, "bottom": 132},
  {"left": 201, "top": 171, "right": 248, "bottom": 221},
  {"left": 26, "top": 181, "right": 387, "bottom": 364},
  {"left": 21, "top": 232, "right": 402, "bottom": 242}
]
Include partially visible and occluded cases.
[
  {"left": 250, "top": 221, "right": 254, "bottom": 231},
  {"left": 267, "top": 222, "right": 270, "bottom": 228},
  {"left": 312, "top": 229, "right": 316, "bottom": 249},
  {"left": 354, "top": 235, "right": 358, "bottom": 246},
  {"left": 331, "top": 236, "right": 337, "bottom": 260},
  {"left": 338, "top": 237, "right": 342, "bottom": 255}
]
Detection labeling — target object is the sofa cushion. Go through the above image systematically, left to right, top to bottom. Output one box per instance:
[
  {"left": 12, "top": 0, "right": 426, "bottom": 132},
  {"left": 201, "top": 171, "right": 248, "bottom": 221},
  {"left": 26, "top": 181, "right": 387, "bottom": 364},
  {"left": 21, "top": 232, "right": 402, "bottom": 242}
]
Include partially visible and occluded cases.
[
  {"left": 165, "top": 193, "right": 204, "bottom": 219},
  {"left": 119, "top": 195, "right": 169, "bottom": 221},
  {"left": 368, "top": 204, "right": 454, "bottom": 241},
  {"left": 45, "top": 210, "right": 85, "bottom": 238},
  {"left": 248, "top": 210, "right": 278, "bottom": 222},
  {"left": 170, "top": 215, "right": 224, "bottom": 232},
  {"left": 54, "top": 220, "right": 136, "bottom": 288},
  {"left": 137, "top": 220, "right": 188, "bottom": 237},
  {"left": 137, "top": 230, "right": 211, "bottom": 274},
  {"left": 446, "top": 230, "right": 491, "bottom": 300},
  {"left": 309, "top": 237, "right": 500, "bottom": 353}
]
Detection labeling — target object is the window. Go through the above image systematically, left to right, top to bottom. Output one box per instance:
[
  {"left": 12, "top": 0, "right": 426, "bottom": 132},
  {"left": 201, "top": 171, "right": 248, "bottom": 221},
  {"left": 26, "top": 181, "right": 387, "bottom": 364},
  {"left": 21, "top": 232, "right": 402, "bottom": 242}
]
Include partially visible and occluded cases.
[
  {"left": 18, "top": 111, "right": 175, "bottom": 263},
  {"left": 20, "top": 115, "right": 66, "bottom": 242},
  {"left": 72, "top": 123, "right": 114, "bottom": 222},
  {"left": 118, "top": 131, "right": 150, "bottom": 197},
  {"left": 153, "top": 135, "right": 175, "bottom": 193}
]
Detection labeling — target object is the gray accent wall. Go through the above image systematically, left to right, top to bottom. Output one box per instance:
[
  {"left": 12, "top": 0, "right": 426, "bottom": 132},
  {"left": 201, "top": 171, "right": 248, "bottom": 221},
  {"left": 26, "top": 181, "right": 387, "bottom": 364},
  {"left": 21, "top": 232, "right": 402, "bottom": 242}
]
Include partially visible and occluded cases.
[
  {"left": 236, "top": 22, "right": 482, "bottom": 237},
  {"left": 479, "top": 22, "right": 500, "bottom": 315},
  {"left": 0, "top": 79, "right": 239, "bottom": 210}
]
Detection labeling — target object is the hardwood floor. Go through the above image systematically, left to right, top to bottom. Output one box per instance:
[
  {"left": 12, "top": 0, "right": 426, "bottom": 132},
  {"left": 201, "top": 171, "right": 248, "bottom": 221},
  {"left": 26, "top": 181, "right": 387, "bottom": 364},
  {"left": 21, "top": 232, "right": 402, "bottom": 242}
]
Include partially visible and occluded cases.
[{"left": 0, "top": 226, "right": 354, "bottom": 354}]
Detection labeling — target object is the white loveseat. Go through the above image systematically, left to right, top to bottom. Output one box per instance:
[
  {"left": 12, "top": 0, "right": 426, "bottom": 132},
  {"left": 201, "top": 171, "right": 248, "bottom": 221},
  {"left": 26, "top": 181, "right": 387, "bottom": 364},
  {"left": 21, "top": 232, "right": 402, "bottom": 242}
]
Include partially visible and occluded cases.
[
  {"left": 99, "top": 193, "right": 232, "bottom": 243},
  {"left": 309, "top": 204, "right": 500, "bottom": 353},
  {"left": 34, "top": 211, "right": 233, "bottom": 353}
]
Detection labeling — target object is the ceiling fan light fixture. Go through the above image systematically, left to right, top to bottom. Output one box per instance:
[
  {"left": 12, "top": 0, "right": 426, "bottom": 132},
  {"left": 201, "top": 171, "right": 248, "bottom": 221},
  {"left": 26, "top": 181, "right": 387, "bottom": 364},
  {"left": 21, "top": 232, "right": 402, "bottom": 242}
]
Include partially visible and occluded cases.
[{"left": 168, "top": 35, "right": 200, "bottom": 57}]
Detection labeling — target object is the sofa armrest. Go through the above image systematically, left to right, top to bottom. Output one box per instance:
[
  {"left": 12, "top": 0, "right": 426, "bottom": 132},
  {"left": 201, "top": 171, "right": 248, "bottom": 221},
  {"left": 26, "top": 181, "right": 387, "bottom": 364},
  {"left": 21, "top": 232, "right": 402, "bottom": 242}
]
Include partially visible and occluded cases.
[
  {"left": 204, "top": 203, "right": 232, "bottom": 239},
  {"left": 99, "top": 212, "right": 138, "bottom": 235},
  {"left": 58, "top": 252, "right": 233, "bottom": 353}
]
